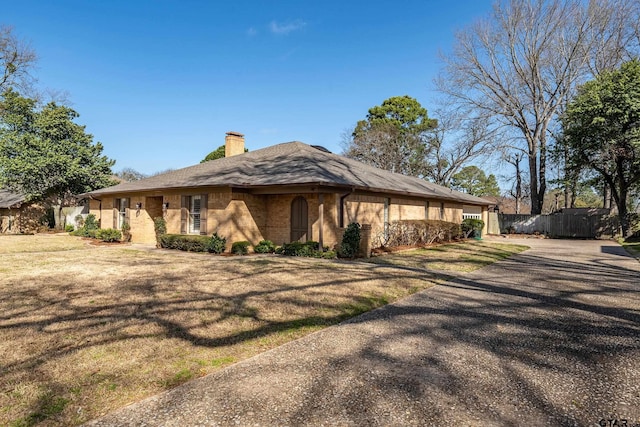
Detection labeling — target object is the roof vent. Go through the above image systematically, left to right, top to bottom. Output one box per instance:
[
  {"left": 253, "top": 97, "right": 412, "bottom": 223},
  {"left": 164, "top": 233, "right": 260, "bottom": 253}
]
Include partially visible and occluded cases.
[{"left": 311, "top": 145, "right": 331, "bottom": 153}]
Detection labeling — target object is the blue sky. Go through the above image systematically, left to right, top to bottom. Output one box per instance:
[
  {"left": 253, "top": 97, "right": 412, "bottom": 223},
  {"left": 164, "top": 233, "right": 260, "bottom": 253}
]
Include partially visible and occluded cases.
[{"left": 4, "top": 0, "right": 493, "bottom": 175}]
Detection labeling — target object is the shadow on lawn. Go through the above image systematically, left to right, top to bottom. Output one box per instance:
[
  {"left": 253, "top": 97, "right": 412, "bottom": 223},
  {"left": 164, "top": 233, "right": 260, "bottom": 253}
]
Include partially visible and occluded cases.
[
  {"left": 6, "top": 242, "right": 640, "bottom": 426},
  {"left": 1, "top": 252, "right": 435, "bottom": 425}
]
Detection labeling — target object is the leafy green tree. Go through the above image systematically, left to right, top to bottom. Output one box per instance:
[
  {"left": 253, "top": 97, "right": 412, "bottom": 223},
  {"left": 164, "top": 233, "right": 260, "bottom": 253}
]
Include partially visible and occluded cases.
[
  {"left": 562, "top": 60, "right": 640, "bottom": 236},
  {"left": 0, "top": 89, "right": 115, "bottom": 205},
  {"left": 344, "top": 95, "right": 437, "bottom": 176},
  {"left": 201, "top": 144, "right": 248, "bottom": 163},
  {"left": 451, "top": 166, "right": 500, "bottom": 197}
]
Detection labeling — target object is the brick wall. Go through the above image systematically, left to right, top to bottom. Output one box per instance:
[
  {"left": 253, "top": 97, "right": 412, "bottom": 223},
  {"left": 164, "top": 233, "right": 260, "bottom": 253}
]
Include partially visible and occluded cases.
[
  {"left": 86, "top": 188, "right": 478, "bottom": 249},
  {"left": 215, "top": 192, "right": 267, "bottom": 247},
  {"left": 390, "top": 197, "right": 425, "bottom": 221},
  {"left": 0, "top": 204, "right": 46, "bottom": 233}
]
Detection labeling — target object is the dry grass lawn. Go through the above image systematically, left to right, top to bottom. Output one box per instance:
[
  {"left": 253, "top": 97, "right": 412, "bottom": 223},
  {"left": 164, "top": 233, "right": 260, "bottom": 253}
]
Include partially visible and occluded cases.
[
  {"left": 0, "top": 234, "right": 527, "bottom": 426},
  {"left": 368, "top": 241, "right": 529, "bottom": 272}
]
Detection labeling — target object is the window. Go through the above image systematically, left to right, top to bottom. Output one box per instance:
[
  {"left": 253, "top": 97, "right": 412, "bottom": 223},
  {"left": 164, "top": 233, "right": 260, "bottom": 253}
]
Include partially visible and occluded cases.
[
  {"left": 181, "top": 194, "right": 207, "bottom": 235},
  {"left": 190, "top": 195, "right": 201, "bottom": 234},
  {"left": 114, "top": 198, "right": 129, "bottom": 229},
  {"left": 118, "top": 198, "right": 128, "bottom": 229},
  {"left": 440, "top": 202, "right": 445, "bottom": 220}
]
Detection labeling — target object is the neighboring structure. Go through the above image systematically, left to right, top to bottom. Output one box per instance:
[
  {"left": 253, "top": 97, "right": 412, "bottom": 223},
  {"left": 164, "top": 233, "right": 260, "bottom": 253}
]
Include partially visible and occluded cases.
[
  {"left": 81, "top": 132, "right": 490, "bottom": 250},
  {"left": 0, "top": 189, "right": 46, "bottom": 233}
]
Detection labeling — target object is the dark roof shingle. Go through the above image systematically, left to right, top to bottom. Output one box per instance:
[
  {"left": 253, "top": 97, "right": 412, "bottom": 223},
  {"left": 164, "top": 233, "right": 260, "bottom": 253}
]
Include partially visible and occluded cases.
[
  {"left": 82, "top": 142, "right": 488, "bottom": 205},
  {"left": 0, "top": 189, "right": 26, "bottom": 209}
]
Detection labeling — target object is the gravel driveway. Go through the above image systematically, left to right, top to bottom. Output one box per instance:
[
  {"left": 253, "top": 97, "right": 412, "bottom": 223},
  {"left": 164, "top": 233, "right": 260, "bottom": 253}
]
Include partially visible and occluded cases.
[{"left": 86, "top": 238, "right": 640, "bottom": 427}]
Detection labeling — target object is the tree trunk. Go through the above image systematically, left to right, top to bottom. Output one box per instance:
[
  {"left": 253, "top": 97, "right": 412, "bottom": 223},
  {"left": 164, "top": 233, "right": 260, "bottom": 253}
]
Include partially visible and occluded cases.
[
  {"left": 537, "top": 139, "right": 547, "bottom": 214},
  {"left": 529, "top": 154, "right": 541, "bottom": 215},
  {"left": 515, "top": 163, "right": 522, "bottom": 214},
  {"left": 617, "top": 195, "right": 630, "bottom": 237}
]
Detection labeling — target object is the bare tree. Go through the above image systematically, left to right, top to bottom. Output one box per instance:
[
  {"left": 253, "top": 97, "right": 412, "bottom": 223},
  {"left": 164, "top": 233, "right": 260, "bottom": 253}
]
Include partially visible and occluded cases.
[
  {"left": 438, "top": 0, "right": 639, "bottom": 214},
  {"left": 0, "top": 26, "right": 36, "bottom": 92},
  {"left": 425, "top": 107, "right": 497, "bottom": 186},
  {"left": 502, "top": 151, "right": 528, "bottom": 214}
]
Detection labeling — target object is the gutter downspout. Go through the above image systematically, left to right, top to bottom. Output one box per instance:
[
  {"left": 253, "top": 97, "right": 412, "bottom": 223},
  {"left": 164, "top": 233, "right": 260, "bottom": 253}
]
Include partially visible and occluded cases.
[{"left": 339, "top": 188, "right": 354, "bottom": 229}]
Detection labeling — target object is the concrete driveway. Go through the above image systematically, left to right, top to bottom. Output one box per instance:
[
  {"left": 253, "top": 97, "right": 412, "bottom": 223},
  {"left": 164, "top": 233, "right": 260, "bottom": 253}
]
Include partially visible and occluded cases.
[{"left": 86, "top": 238, "right": 640, "bottom": 426}]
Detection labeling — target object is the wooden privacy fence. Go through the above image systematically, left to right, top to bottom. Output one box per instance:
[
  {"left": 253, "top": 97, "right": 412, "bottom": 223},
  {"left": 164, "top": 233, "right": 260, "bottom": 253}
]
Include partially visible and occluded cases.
[{"left": 487, "top": 211, "right": 618, "bottom": 238}]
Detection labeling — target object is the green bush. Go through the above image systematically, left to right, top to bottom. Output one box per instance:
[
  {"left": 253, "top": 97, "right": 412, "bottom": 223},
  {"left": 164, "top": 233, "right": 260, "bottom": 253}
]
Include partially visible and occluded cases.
[
  {"left": 72, "top": 213, "right": 100, "bottom": 237},
  {"left": 84, "top": 214, "right": 99, "bottom": 232},
  {"left": 153, "top": 217, "right": 167, "bottom": 247},
  {"left": 461, "top": 218, "right": 485, "bottom": 238},
  {"left": 339, "top": 222, "right": 361, "bottom": 258},
  {"left": 64, "top": 224, "right": 75, "bottom": 232},
  {"left": 95, "top": 228, "right": 122, "bottom": 242},
  {"left": 208, "top": 233, "right": 227, "bottom": 254},
  {"left": 160, "top": 234, "right": 212, "bottom": 252},
  {"left": 254, "top": 240, "right": 276, "bottom": 253},
  {"left": 231, "top": 241, "right": 250, "bottom": 255},
  {"left": 278, "top": 241, "right": 315, "bottom": 257},
  {"left": 321, "top": 250, "right": 337, "bottom": 259}
]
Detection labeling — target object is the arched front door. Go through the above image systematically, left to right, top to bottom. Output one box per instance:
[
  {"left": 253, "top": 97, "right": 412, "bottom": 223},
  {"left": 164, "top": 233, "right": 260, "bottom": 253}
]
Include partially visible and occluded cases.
[{"left": 290, "top": 196, "right": 308, "bottom": 242}]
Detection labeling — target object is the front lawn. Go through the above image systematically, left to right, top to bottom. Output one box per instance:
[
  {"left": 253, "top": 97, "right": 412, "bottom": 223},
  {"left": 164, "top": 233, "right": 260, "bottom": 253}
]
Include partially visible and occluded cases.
[
  {"left": 0, "top": 235, "right": 527, "bottom": 426},
  {"left": 367, "top": 241, "right": 529, "bottom": 272}
]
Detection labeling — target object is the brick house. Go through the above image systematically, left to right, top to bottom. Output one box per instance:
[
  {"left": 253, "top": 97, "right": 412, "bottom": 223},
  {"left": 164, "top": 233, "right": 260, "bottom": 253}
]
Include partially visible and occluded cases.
[
  {"left": 81, "top": 132, "right": 490, "bottom": 250},
  {"left": 0, "top": 189, "right": 47, "bottom": 233}
]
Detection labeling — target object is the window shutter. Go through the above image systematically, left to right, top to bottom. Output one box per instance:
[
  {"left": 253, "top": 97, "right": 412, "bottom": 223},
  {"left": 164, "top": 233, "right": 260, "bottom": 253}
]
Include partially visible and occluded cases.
[
  {"left": 199, "top": 194, "right": 208, "bottom": 235},
  {"left": 180, "top": 196, "right": 188, "bottom": 234},
  {"left": 113, "top": 198, "right": 120, "bottom": 228},
  {"left": 124, "top": 198, "right": 131, "bottom": 225}
]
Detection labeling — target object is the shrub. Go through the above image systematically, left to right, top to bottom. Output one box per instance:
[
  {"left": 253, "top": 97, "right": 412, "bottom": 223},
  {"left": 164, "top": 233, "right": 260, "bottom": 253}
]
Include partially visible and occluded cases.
[
  {"left": 71, "top": 213, "right": 100, "bottom": 237},
  {"left": 75, "top": 214, "right": 85, "bottom": 228},
  {"left": 84, "top": 214, "right": 99, "bottom": 232},
  {"left": 153, "top": 217, "right": 167, "bottom": 248},
  {"left": 461, "top": 218, "right": 485, "bottom": 238},
  {"left": 379, "top": 220, "right": 462, "bottom": 248},
  {"left": 121, "top": 222, "right": 132, "bottom": 242},
  {"left": 339, "top": 222, "right": 361, "bottom": 258},
  {"left": 64, "top": 224, "right": 75, "bottom": 232},
  {"left": 95, "top": 228, "right": 122, "bottom": 242},
  {"left": 207, "top": 233, "right": 227, "bottom": 254},
  {"left": 160, "top": 234, "right": 212, "bottom": 252},
  {"left": 254, "top": 240, "right": 276, "bottom": 253},
  {"left": 231, "top": 241, "right": 250, "bottom": 255},
  {"left": 279, "top": 241, "right": 324, "bottom": 257},
  {"left": 321, "top": 250, "right": 337, "bottom": 259}
]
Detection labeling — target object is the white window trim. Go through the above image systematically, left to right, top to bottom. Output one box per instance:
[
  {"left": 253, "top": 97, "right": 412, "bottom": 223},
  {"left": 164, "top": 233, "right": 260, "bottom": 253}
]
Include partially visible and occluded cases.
[{"left": 189, "top": 195, "right": 201, "bottom": 234}]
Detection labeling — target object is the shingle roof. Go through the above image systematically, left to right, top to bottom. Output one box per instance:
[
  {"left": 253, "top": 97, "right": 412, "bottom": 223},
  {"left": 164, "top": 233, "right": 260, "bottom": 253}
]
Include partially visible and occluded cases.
[
  {"left": 82, "top": 142, "right": 489, "bottom": 205},
  {"left": 0, "top": 189, "right": 26, "bottom": 209}
]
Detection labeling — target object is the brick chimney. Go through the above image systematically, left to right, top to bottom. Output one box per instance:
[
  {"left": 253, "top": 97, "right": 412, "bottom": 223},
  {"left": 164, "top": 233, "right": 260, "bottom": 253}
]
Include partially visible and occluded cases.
[{"left": 225, "top": 131, "right": 245, "bottom": 157}]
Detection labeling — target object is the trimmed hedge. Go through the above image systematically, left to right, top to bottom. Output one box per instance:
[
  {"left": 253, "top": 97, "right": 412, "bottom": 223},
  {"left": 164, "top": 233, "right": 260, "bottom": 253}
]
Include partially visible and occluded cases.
[
  {"left": 383, "top": 220, "right": 462, "bottom": 247},
  {"left": 95, "top": 228, "right": 122, "bottom": 242},
  {"left": 160, "top": 234, "right": 213, "bottom": 252},
  {"left": 254, "top": 240, "right": 276, "bottom": 253},
  {"left": 231, "top": 241, "right": 250, "bottom": 255},
  {"left": 276, "top": 241, "right": 334, "bottom": 258}
]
